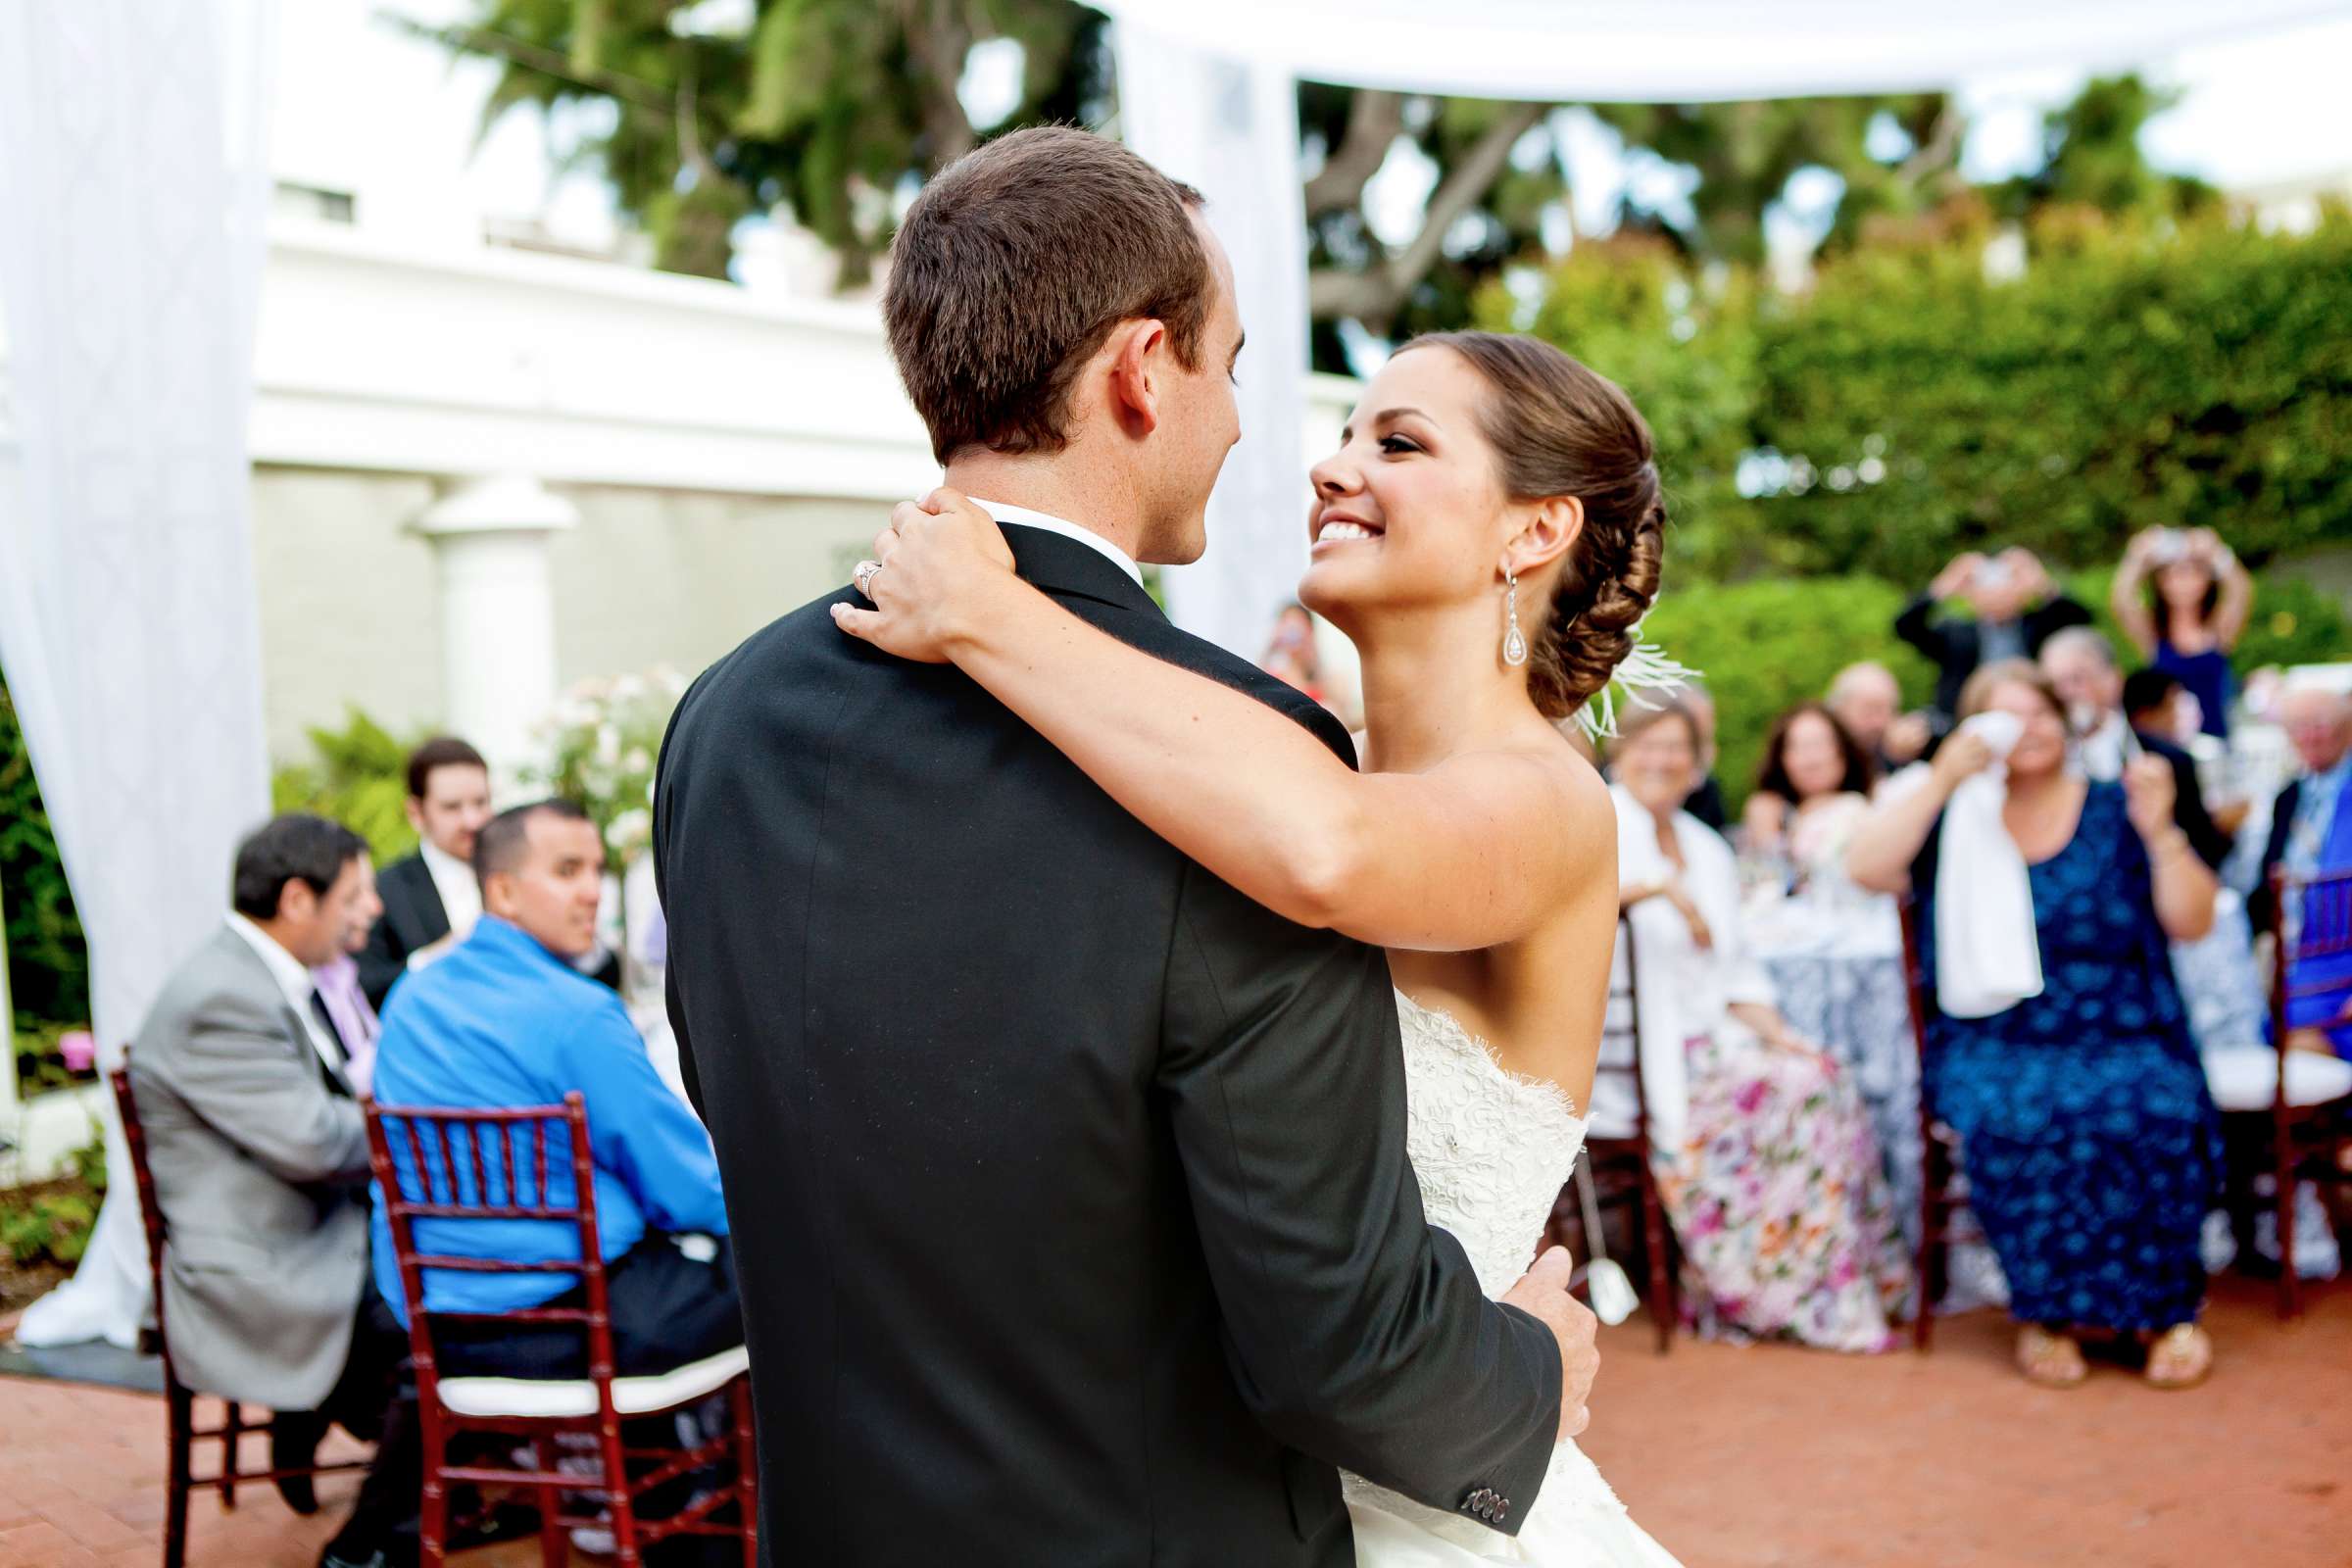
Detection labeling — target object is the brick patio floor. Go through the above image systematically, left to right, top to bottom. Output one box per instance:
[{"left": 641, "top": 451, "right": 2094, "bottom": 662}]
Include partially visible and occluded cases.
[{"left": 4, "top": 1274, "right": 2347, "bottom": 1567}]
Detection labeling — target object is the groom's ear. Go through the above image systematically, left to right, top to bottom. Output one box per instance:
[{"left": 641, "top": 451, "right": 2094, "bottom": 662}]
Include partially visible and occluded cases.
[
  {"left": 1105, "top": 318, "right": 1168, "bottom": 439},
  {"left": 1504, "top": 494, "right": 1584, "bottom": 579}
]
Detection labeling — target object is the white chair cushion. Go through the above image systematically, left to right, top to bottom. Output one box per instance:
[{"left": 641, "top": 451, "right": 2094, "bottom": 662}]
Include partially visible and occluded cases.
[
  {"left": 2204, "top": 1047, "right": 2352, "bottom": 1113},
  {"left": 435, "top": 1344, "right": 749, "bottom": 1420}
]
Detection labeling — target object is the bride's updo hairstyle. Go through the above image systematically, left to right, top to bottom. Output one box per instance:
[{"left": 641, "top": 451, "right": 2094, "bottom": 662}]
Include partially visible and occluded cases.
[{"left": 1404, "top": 331, "right": 1666, "bottom": 721}]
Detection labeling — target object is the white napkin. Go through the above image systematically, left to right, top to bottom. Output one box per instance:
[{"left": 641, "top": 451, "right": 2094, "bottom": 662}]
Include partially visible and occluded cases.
[{"left": 1935, "top": 710, "right": 2044, "bottom": 1018}]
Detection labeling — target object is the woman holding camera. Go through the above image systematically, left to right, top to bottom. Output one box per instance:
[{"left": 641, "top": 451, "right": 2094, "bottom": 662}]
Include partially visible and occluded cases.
[{"left": 2112, "top": 525, "right": 2252, "bottom": 741}]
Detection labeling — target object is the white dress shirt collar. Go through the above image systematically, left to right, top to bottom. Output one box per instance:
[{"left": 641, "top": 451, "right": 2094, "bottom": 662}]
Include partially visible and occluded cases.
[
  {"left": 967, "top": 497, "right": 1144, "bottom": 586},
  {"left": 2077, "top": 710, "right": 2129, "bottom": 783},
  {"left": 419, "top": 838, "right": 483, "bottom": 940},
  {"left": 224, "top": 911, "right": 343, "bottom": 1076}
]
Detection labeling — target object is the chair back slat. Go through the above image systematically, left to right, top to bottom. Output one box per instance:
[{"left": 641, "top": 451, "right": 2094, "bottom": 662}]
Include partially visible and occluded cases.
[
  {"left": 1896, "top": 895, "right": 1933, "bottom": 1071},
  {"left": 1593, "top": 915, "right": 1651, "bottom": 1143}
]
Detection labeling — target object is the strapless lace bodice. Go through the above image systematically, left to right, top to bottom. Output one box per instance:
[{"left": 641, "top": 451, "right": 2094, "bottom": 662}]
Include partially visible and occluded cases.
[
  {"left": 1391, "top": 990, "right": 1587, "bottom": 1295},
  {"left": 1344, "top": 994, "right": 1664, "bottom": 1561}
]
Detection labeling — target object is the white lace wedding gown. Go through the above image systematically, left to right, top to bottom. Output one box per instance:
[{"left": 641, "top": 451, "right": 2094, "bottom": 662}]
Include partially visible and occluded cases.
[{"left": 1344, "top": 992, "right": 1685, "bottom": 1567}]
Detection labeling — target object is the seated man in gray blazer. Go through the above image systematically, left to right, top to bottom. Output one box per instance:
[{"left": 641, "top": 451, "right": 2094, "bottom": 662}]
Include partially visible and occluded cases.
[{"left": 129, "top": 813, "right": 412, "bottom": 1568}]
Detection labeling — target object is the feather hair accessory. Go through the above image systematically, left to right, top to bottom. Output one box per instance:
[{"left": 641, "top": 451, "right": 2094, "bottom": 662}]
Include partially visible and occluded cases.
[{"left": 1574, "top": 624, "right": 1700, "bottom": 743}]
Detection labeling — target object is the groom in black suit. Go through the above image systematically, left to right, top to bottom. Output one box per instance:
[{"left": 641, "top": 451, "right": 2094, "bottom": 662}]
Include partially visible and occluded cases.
[{"left": 655, "top": 127, "right": 1588, "bottom": 1567}]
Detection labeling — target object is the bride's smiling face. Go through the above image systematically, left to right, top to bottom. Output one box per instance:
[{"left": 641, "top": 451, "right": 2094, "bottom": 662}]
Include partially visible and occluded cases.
[{"left": 1298, "top": 347, "right": 1519, "bottom": 626}]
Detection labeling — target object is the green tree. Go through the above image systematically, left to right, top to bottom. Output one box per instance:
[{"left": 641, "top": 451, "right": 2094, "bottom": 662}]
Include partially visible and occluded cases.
[
  {"left": 420, "top": 0, "right": 1103, "bottom": 282},
  {"left": 1989, "top": 74, "right": 2218, "bottom": 225},
  {"left": 1299, "top": 87, "right": 1565, "bottom": 362},
  {"left": 1594, "top": 93, "right": 1962, "bottom": 266}
]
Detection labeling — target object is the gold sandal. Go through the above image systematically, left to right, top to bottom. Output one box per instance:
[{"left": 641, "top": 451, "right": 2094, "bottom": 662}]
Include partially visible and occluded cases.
[
  {"left": 2144, "top": 1323, "right": 2213, "bottom": 1390},
  {"left": 2016, "top": 1324, "right": 2086, "bottom": 1388}
]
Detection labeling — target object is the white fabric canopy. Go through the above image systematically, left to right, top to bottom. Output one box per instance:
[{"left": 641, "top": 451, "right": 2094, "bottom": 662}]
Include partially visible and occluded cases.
[
  {"left": 0, "top": 0, "right": 278, "bottom": 1348},
  {"left": 1093, "top": 0, "right": 2352, "bottom": 101},
  {"left": 1101, "top": 0, "right": 2352, "bottom": 656},
  {"left": 1115, "top": 24, "right": 1314, "bottom": 661}
]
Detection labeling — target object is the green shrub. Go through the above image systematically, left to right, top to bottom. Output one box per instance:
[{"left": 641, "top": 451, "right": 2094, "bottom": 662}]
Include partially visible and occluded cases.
[
  {"left": 1504, "top": 207, "right": 2352, "bottom": 584},
  {"left": 1642, "top": 575, "right": 1937, "bottom": 812},
  {"left": 0, "top": 668, "right": 88, "bottom": 1033},
  {"left": 270, "top": 708, "right": 420, "bottom": 864},
  {"left": 0, "top": 1141, "right": 100, "bottom": 1267}
]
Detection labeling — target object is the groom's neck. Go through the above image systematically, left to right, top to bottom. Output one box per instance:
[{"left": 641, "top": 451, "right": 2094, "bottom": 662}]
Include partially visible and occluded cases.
[{"left": 943, "top": 451, "right": 1150, "bottom": 564}]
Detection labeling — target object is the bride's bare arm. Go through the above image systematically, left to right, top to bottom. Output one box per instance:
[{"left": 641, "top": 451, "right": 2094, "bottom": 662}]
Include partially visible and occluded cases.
[{"left": 834, "top": 493, "right": 1594, "bottom": 952}]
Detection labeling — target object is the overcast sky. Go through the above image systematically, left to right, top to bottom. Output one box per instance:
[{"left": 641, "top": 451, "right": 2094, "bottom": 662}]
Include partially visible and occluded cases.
[{"left": 278, "top": 3, "right": 2352, "bottom": 268}]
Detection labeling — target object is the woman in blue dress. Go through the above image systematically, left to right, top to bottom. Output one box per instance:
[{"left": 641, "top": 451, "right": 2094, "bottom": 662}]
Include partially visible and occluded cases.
[
  {"left": 2111, "top": 524, "right": 2250, "bottom": 742},
  {"left": 1848, "top": 661, "right": 2223, "bottom": 1389}
]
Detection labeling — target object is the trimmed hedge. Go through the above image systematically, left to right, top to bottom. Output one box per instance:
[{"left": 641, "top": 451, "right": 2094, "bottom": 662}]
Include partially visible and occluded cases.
[{"left": 1497, "top": 208, "right": 2352, "bottom": 585}]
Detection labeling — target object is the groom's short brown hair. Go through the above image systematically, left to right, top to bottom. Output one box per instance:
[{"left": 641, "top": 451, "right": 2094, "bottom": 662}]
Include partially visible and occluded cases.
[{"left": 885, "top": 126, "right": 1211, "bottom": 464}]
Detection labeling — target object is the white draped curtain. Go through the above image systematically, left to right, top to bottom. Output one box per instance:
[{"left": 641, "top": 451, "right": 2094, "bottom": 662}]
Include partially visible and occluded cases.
[
  {"left": 0, "top": 0, "right": 277, "bottom": 1348},
  {"left": 1098, "top": 0, "right": 2352, "bottom": 655},
  {"left": 1114, "top": 24, "right": 1313, "bottom": 661}
]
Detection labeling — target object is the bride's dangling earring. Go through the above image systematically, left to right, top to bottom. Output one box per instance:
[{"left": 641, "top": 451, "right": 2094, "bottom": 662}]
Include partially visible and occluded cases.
[{"left": 1501, "top": 568, "right": 1529, "bottom": 667}]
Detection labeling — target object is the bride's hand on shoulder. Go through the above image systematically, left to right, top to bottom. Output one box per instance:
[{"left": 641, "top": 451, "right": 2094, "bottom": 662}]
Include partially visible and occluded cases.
[{"left": 832, "top": 487, "right": 1022, "bottom": 662}]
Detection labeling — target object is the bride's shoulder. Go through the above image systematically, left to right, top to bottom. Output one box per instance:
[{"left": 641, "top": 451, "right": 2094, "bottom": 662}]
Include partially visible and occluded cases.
[{"left": 1499, "top": 728, "right": 1617, "bottom": 872}]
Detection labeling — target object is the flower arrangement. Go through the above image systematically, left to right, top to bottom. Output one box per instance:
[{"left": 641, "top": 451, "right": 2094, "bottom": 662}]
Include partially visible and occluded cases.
[{"left": 522, "top": 666, "right": 691, "bottom": 863}]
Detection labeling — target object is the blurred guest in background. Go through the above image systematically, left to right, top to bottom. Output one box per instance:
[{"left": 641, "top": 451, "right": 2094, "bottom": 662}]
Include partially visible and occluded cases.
[
  {"left": 2111, "top": 525, "right": 2251, "bottom": 742},
  {"left": 1896, "top": 548, "right": 2090, "bottom": 733},
  {"left": 1258, "top": 601, "right": 1324, "bottom": 703},
  {"left": 2042, "top": 630, "right": 2232, "bottom": 871},
  {"left": 1826, "top": 661, "right": 1929, "bottom": 775},
  {"left": 1848, "top": 662, "right": 2220, "bottom": 1390},
  {"left": 2125, "top": 666, "right": 2201, "bottom": 749},
  {"left": 1677, "top": 682, "right": 1730, "bottom": 832},
  {"left": 2253, "top": 682, "right": 2352, "bottom": 1058},
  {"left": 1608, "top": 703, "right": 1909, "bottom": 1352},
  {"left": 1740, "top": 704, "right": 1889, "bottom": 926},
  {"left": 358, "top": 736, "right": 493, "bottom": 1009},
  {"left": 370, "top": 798, "right": 739, "bottom": 1376},
  {"left": 366, "top": 799, "right": 740, "bottom": 1563},
  {"left": 127, "top": 814, "right": 414, "bottom": 1566}
]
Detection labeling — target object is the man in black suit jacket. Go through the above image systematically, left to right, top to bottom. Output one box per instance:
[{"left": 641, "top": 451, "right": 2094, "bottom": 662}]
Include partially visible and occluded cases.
[
  {"left": 655, "top": 127, "right": 1581, "bottom": 1568},
  {"left": 1897, "top": 547, "right": 2091, "bottom": 731},
  {"left": 2121, "top": 667, "right": 2234, "bottom": 871},
  {"left": 358, "top": 738, "right": 493, "bottom": 1009}
]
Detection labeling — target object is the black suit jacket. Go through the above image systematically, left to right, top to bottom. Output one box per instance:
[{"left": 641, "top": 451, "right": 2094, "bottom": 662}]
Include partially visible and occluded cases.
[
  {"left": 653, "top": 527, "right": 1562, "bottom": 1568},
  {"left": 1894, "top": 592, "right": 2092, "bottom": 725},
  {"left": 2137, "top": 730, "right": 2233, "bottom": 874},
  {"left": 2248, "top": 777, "right": 2305, "bottom": 937},
  {"left": 357, "top": 855, "right": 448, "bottom": 1010}
]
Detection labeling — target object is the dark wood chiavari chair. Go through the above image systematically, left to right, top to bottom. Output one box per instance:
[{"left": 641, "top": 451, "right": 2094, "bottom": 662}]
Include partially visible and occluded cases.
[
  {"left": 2251, "top": 866, "right": 2352, "bottom": 1319},
  {"left": 1548, "top": 916, "right": 1677, "bottom": 1353},
  {"left": 109, "top": 1056, "right": 369, "bottom": 1568},
  {"left": 366, "top": 1093, "right": 756, "bottom": 1567}
]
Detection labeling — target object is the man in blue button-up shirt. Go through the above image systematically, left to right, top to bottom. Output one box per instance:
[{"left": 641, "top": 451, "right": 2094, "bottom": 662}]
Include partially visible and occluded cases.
[{"left": 369, "top": 799, "right": 741, "bottom": 1381}]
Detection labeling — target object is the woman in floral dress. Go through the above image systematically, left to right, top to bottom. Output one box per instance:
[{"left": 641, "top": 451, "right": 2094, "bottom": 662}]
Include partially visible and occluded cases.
[{"left": 1607, "top": 703, "right": 1911, "bottom": 1350}]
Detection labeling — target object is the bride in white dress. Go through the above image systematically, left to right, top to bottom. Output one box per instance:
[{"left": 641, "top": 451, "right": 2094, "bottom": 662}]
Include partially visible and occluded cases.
[{"left": 836, "top": 329, "right": 1684, "bottom": 1566}]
